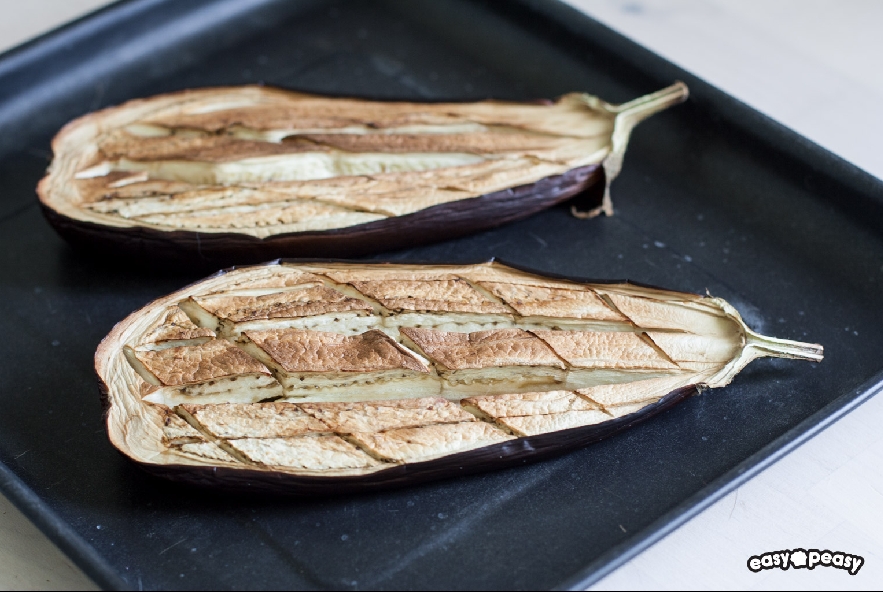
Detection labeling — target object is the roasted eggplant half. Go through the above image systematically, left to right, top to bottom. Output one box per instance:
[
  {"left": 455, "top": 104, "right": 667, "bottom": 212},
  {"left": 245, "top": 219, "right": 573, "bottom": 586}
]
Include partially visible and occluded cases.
[
  {"left": 40, "top": 83, "right": 687, "bottom": 265},
  {"left": 97, "top": 261, "right": 822, "bottom": 494}
]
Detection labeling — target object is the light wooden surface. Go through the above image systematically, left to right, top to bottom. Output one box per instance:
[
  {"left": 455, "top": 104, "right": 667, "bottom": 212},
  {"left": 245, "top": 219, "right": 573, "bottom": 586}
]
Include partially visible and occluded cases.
[
  {"left": 566, "top": 0, "right": 883, "bottom": 181},
  {"left": 0, "top": 1, "right": 881, "bottom": 589},
  {"left": 0, "top": 493, "right": 97, "bottom": 590}
]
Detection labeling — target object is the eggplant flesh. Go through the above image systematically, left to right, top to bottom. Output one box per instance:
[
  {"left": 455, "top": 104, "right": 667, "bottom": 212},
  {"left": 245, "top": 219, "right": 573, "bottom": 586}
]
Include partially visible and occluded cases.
[
  {"left": 39, "top": 83, "right": 687, "bottom": 264},
  {"left": 96, "top": 261, "right": 822, "bottom": 494}
]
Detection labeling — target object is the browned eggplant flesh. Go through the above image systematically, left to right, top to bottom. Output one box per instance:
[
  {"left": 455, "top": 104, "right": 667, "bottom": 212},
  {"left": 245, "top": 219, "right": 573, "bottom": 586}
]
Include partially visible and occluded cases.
[
  {"left": 40, "top": 83, "right": 687, "bottom": 263},
  {"left": 96, "top": 261, "right": 822, "bottom": 493}
]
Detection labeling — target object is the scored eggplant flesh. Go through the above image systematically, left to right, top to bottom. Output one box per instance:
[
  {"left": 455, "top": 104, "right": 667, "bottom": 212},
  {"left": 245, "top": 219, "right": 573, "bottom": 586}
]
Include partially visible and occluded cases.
[
  {"left": 40, "top": 84, "right": 688, "bottom": 263},
  {"left": 96, "top": 261, "right": 822, "bottom": 492}
]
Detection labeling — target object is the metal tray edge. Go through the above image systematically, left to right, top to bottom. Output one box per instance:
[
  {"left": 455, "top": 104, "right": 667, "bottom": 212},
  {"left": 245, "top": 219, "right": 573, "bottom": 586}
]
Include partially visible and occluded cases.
[
  {"left": 0, "top": 0, "right": 880, "bottom": 589},
  {"left": 516, "top": 0, "right": 883, "bottom": 199},
  {"left": 557, "top": 369, "right": 883, "bottom": 590},
  {"left": 0, "top": 463, "right": 130, "bottom": 590}
]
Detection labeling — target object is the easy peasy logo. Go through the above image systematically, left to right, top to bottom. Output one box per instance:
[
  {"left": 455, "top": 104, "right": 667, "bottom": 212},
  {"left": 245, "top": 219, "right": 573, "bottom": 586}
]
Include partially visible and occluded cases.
[{"left": 747, "top": 549, "right": 864, "bottom": 575}]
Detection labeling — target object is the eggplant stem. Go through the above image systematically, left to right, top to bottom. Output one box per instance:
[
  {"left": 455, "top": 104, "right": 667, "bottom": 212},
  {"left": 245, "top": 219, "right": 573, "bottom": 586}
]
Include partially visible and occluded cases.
[
  {"left": 574, "top": 81, "right": 689, "bottom": 219},
  {"left": 612, "top": 81, "right": 690, "bottom": 127},
  {"left": 745, "top": 329, "right": 824, "bottom": 362}
]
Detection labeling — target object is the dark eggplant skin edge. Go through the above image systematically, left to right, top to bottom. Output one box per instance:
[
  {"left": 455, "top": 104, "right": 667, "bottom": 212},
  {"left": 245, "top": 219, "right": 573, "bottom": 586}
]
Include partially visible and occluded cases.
[
  {"left": 42, "top": 164, "right": 602, "bottom": 269},
  {"left": 96, "top": 259, "right": 707, "bottom": 496},
  {"left": 134, "top": 387, "right": 697, "bottom": 496}
]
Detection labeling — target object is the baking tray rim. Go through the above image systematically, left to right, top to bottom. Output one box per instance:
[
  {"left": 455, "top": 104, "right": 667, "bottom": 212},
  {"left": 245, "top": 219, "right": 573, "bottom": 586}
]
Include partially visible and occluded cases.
[
  {"left": 0, "top": 0, "right": 881, "bottom": 590},
  {"left": 557, "top": 370, "right": 883, "bottom": 590}
]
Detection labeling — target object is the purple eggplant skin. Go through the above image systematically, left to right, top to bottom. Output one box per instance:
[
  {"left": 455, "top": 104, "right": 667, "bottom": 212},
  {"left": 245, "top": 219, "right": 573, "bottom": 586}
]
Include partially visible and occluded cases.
[{"left": 41, "top": 165, "right": 602, "bottom": 270}]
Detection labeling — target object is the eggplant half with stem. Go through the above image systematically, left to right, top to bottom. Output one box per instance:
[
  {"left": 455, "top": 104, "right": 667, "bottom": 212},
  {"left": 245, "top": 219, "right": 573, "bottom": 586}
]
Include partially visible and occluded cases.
[
  {"left": 39, "top": 83, "right": 687, "bottom": 265},
  {"left": 97, "top": 261, "right": 822, "bottom": 494}
]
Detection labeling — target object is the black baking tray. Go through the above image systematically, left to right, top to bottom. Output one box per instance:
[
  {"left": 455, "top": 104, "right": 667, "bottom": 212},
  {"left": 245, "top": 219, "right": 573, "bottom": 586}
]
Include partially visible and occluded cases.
[{"left": 1, "top": 0, "right": 882, "bottom": 589}]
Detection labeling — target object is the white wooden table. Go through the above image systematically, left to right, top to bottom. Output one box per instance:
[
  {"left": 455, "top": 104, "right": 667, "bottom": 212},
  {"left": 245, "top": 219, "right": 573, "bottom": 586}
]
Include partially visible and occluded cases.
[{"left": 1, "top": 1, "right": 880, "bottom": 589}]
